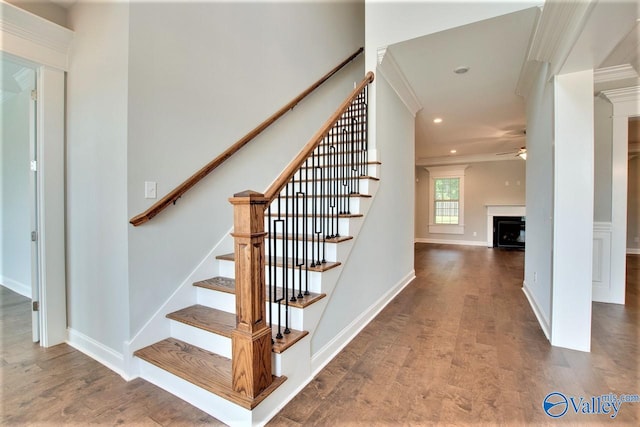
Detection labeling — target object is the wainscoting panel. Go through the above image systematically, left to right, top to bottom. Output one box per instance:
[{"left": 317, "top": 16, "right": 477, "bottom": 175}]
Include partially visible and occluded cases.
[{"left": 592, "top": 222, "right": 612, "bottom": 302}]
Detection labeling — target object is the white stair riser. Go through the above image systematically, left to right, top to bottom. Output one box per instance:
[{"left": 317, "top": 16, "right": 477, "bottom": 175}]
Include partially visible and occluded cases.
[
  {"left": 287, "top": 177, "right": 375, "bottom": 194},
  {"left": 267, "top": 196, "right": 363, "bottom": 216},
  {"left": 263, "top": 216, "right": 354, "bottom": 237},
  {"left": 265, "top": 239, "right": 339, "bottom": 263},
  {"left": 219, "top": 260, "right": 326, "bottom": 293},
  {"left": 193, "top": 286, "right": 307, "bottom": 331},
  {"left": 197, "top": 287, "right": 235, "bottom": 313},
  {"left": 169, "top": 320, "right": 232, "bottom": 359},
  {"left": 272, "top": 335, "right": 311, "bottom": 378},
  {"left": 137, "top": 359, "right": 251, "bottom": 426}
]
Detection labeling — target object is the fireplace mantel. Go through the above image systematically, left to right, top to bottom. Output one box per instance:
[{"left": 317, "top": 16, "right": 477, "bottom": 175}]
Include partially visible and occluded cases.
[{"left": 486, "top": 205, "right": 525, "bottom": 248}]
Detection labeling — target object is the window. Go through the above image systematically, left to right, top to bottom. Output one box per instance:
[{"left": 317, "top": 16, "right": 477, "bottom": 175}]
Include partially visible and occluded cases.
[
  {"left": 425, "top": 165, "right": 468, "bottom": 234},
  {"left": 434, "top": 177, "right": 460, "bottom": 224}
]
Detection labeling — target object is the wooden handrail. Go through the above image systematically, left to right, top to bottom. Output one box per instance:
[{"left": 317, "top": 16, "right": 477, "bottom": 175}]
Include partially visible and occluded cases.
[
  {"left": 129, "top": 47, "right": 364, "bottom": 226},
  {"left": 264, "top": 71, "right": 374, "bottom": 203}
]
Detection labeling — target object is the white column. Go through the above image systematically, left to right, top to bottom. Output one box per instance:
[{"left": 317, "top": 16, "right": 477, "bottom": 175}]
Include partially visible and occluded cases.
[
  {"left": 38, "top": 66, "right": 68, "bottom": 347},
  {"left": 551, "top": 70, "right": 594, "bottom": 352}
]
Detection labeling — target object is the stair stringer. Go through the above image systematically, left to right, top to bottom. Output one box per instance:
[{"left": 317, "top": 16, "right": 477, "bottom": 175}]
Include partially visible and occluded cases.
[{"left": 123, "top": 227, "right": 234, "bottom": 379}]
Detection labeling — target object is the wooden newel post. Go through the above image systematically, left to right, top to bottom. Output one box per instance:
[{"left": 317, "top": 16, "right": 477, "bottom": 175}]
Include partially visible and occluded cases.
[{"left": 229, "top": 190, "right": 273, "bottom": 399}]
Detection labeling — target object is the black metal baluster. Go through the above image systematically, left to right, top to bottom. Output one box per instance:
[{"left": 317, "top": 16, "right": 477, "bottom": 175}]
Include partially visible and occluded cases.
[{"left": 283, "top": 185, "right": 290, "bottom": 334}]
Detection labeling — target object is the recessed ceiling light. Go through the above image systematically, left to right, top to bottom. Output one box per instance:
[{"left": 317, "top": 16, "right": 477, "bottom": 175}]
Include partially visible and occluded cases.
[
  {"left": 454, "top": 66, "right": 470, "bottom": 74},
  {"left": 433, "top": 118, "right": 443, "bottom": 124},
  {"left": 450, "top": 149, "right": 457, "bottom": 154}
]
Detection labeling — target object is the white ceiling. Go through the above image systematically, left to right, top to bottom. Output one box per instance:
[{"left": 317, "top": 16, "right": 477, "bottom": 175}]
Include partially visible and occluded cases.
[
  {"left": 388, "top": 3, "right": 639, "bottom": 164},
  {"left": 389, "top": 7, "right": 540, "bottom": 162}
]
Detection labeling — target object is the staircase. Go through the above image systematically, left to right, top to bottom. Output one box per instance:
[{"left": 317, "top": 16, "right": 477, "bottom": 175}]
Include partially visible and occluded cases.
[{"left": 132, "top": 73, "right": 376, "bottom": 425}]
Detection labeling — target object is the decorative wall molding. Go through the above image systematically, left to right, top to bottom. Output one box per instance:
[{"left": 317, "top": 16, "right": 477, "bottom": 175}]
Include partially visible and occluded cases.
[
  {"left": 527, "top": 0, "right": 596, "bottom": 78},
  {"left": 0, "top": 1, "right": 73, "bottom": 71},
  {"left": 517, "top": 1, "right": 596, "bottom": 97},
  {"left": 377, "top": 48, "right": 422, "bottom": 117},
  {"left": 594, "top": 64, "right": 638, "bottom": 84},
  {"left": 600, "top": 85, "right": 638, "bottom": 305},
  {"left": 600, "top": 86, "right": 640, "bottom": 107},
  {"left": 592, "top": 221, "right": 612, "bottom": 303}
]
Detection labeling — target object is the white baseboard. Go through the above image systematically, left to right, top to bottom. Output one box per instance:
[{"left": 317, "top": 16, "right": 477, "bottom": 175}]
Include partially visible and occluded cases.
[
  {"left": 415, "top": 237, "right": 488, "bottom": 247},
  {"left": 627, "top": 248, "right": 640, "bottom": 255},
  {"left": 311, "top": 269, "right": 415, "bottom": 375},
  {"left": 1, "top": 276, "right": 31, "bottom": 298},
  {"left": 522, "top": 281, "right": 551, "bottom": 340},
  {"left": 67, "top": 327, "right": 126, "bottom": 379}
]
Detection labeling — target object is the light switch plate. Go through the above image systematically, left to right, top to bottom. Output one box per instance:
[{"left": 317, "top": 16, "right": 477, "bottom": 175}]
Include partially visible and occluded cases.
[{"left": 145, "top": 181, "right": 157, "bottom": 199}]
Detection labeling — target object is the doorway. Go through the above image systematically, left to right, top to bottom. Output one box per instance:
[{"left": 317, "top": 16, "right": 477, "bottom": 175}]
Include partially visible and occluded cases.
[{"left": 1, "top": 55, "right": 40, "bottom": 342}]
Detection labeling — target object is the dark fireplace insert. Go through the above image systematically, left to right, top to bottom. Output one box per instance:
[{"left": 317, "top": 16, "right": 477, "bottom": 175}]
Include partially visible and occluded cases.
[{"left": 493, "top": 216, "right": 525, "bottom": 249}]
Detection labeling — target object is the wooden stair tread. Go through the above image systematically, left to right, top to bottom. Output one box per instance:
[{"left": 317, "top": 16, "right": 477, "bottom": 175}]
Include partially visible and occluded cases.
[
  {"left": 216, "top": 253, "right": 341, "bottom": 272},
  {"left": 193, "top": 276, "right": 236, "bottom": 294},
  {"left": 194, "top": 278, "right": 326, "bottom": 308},
  {"left": 167, "top": 305, "right": 235, "bottom": 337},
  {"left": 272, "top": 328, "right": 308, "bottom": 354},
  {"left": 134, "top": 338, "right": 285, "bottom": 409}
]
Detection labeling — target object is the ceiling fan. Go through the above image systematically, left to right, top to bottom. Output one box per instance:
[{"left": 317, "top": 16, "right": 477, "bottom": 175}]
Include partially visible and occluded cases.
[{"left": 497, "top": 146, "right": 527, "bottom": 160}]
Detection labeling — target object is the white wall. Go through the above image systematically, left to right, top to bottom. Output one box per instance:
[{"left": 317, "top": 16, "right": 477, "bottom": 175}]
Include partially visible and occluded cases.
[
  {"left": 66, "top": 2, "right": 130, "bottom": 352},
  {"left": 125, "top": 2, "right": 365, "bottom": 336},
  {"left": 523, "top": 62, "right": 554, "bottom": 336},
  {"left": 551, "top": 70, "right": 594, "bottom": 352},
  {"left": 312, "top": 72, "right": 415, "bottom": 354},
  {"left": 1, "top": 89, "right": 32, "bottom": 297},
  {"left": 594, "top": 97, "right": 613, "bottom": 222},
  {"left": 629, "top": 155, "right": 639, "bottom": 251},
  {"left": 415, "top": 160, "right": 526, "bottom": 244}
]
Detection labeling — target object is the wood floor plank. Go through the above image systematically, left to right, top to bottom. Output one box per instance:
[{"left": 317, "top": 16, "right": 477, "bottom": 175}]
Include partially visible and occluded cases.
[{"left": 267, "top": 247, "right": 640, "bottom": 426}]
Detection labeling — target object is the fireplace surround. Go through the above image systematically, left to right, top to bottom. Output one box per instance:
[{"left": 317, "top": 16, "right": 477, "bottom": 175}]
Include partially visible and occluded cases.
[{"left": 486, "top": 205, "right": 525, "bottom": 248}]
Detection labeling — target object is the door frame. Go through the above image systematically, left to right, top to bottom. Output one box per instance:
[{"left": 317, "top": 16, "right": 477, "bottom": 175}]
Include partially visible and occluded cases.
[{"left": 1, "top": 2, "right": 73, "bottom": 346}]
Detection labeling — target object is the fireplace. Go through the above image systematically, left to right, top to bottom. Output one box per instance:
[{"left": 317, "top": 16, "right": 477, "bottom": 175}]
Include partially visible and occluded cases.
[
  {"left": 486, "top": 205, "right": 525, "bottom": 248},
  {"left": 493, "top": 216, "right": 525, "bottom": 248}
]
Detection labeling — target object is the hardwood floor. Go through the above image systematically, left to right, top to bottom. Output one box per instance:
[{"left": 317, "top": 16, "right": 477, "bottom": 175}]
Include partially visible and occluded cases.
[
  {"left": 269, "top": 245, "right": 640, "bottom": 426},
  {"left": 2, "top": 246, "right": 638, "bottom": 425},
  {"left": 0, "top": 286, "right": 224, "bottom": 426}
]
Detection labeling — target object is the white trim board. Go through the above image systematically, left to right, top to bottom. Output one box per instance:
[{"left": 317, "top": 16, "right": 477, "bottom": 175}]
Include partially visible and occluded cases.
[
  {"left": 415, "top": 238, "right": 488, "bottom": 247},
  {"left": 628, "top": 248, "right": 640, "bottom": 255},
  {"left": 311, "top": 270, "right": 415, "bottom": 375},
  {"left": 1, "top": 277, "right": 31, "bottom": 298},
  {"left": 522, "top": 281, "right": 551, "bottom": 340},
  {"left": 67, "top": 327, "right": 127, "bottom": 379}
]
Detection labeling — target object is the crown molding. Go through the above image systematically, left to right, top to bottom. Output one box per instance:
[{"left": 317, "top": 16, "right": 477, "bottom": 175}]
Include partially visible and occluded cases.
[
  {"left": 0, "top": 1, "right": 74, "bottom": 70},
  {"left": 517, "top": 1, "right": 596, "bottom": 97},
  {"left": 377, "top": 48, "right": 422, "bottom": 117},
  {"left": 594, "top": 64, "right": 638, "bottom": 84},
  {"left": 600, "top": 86, "right": 640, "bottom": 104},
  {"left": 417, "top": 152, "right": 522, "bottom": 167}
]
